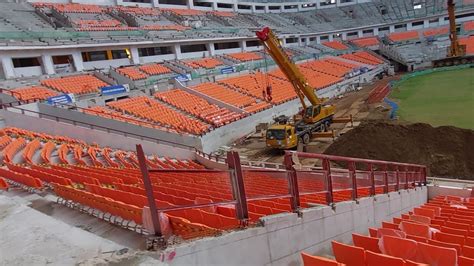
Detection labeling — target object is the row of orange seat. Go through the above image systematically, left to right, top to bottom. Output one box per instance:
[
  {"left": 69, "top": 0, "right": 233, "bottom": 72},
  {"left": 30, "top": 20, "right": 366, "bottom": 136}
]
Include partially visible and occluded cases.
[
  {"left": 115, "top": 6, "right": 161, "bottom": 16},
  {"left": 72, "top": 19, "right": 121, "bottom": 28},
  {"left": 142, "top": 24, "right": 189, "bottom": 31},
  {"left": 423, "top": 26, "right": 449, "bottom": 37},
  {"left": 388, "top": 31, "right": 420, "bottom": 42},
  {"left": 460, "top": 36, "right": 474, "bottom": 54},
  {"left": 350, "top": 37, "right": 380, "bottom": 47},
  {"left": 323, "top": 41, "right": 349, "bottom": 50},
  {"left": 341, "top": 51, "right": 383, "bottom": 65},
  {"left": 226, "top": 52, "right": 263, "bottom": 62},
  {"left": 184, "top": 57, "right": 223, "bottom": 69},
  {"left": 300, "top": 58, "right": 356, "bottom": 77},
  {"left": 138, "top": 64, "right": 172, "bottom": 76},
  {"left": 117, "top": 66, "right": 148, "bottom": 80},
  {"left": 218, "top": 70, "right": 297, "bottom": 104},
  {"left": 41, "top": 74, "right": 108, "bottom": 95},
  {"left": 10, "top": 86, "right": 57, "bottom": 101},
  {"left": 154, "top": 89, "right": 243, "bottom": 127},
  {"left": 107, "top": 96, "right": 210, "bottom": 135},
  {"left": 302, "top": 195, "right": 474, "bottom": 266}
]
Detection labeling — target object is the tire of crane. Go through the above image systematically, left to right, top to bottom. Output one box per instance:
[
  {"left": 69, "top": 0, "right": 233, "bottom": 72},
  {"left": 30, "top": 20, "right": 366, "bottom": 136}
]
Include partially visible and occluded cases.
[{"left": 302, "top": 133, "right": 310, "bottom": 144}]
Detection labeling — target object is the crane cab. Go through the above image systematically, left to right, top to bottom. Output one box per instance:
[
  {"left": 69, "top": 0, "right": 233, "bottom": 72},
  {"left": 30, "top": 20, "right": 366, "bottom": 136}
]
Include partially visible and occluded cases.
[
  {"left": 303, "top": 104, "right": 336, "bottom": 124},
  {"left": 265, "top": 124, "right": 298, "bottom": 149}
]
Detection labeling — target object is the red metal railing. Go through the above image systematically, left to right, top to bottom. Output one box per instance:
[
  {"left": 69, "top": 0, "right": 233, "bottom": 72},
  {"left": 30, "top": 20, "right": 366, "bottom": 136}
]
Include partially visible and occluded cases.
[{"left": 137, "top": 145, "right": 427, "bottom": 237}]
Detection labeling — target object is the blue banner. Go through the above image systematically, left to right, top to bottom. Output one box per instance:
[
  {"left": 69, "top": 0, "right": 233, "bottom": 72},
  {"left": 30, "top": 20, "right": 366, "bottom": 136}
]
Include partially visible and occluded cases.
[
  {"left": 220, "top": 66, "right": 235, "bottom": 74},
  {"left": 174, "top": 74, "right": 191, "bottom": 82},
  {"left": 100, "top": 85, "right": 128, "bottom": 96},
  {"left": 47, "top": 94, "right": 75, "bottom": 105}
]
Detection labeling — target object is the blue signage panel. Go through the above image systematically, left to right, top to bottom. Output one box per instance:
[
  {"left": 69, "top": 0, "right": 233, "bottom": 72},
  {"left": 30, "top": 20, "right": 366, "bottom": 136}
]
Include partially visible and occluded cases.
[
  {"left": 220, "top": 66, "right": 235, "bottom": 74},
  {"left": 174, "top": 74, "right": 191, "bottom": 82},
  {"left": 100, "top": 85, "right": 128, "bottom": 96},
  {"left": 47, "top": 94, "right": 75, "bottom": 105}
]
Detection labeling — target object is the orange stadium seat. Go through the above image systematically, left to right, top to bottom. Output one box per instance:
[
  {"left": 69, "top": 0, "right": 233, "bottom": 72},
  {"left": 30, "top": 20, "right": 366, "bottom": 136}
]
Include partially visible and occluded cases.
[
  {"left": 388, "top": 31, "right": 419, "bottom": 42},
  {"left": 350, "top": 37, "right": 379, "bottom": 47},
  {"left": 322, "top": 41, "right": 349, "bottom": 50},
  {"left": 227, "top": 52, "right": 263, "bottom": 62},
  {"left": 184, "top": 58, "right": 223, "bottom": 69},
  {"left": 138, "top": 64, "right": 172, "bottom": 75},
  {"left": 117, "top": 66, "right": 148, "bottom": 80},
  {"left": 41, "top": 74, "right": 107, "bottom": 94},
  {"left": 10, "top": 86, "right": 57, "bottom": 101},
  {"left": 154, "top": 89, "right": 242, "bottom": 127},
  {"left": 301, "top": 253, "right": 342, "bottom": 266}
]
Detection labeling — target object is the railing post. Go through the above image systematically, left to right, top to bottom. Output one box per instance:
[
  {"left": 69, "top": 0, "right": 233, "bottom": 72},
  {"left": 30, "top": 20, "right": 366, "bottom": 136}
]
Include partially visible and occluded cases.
[
  {"left": 136, "top": 144, "right": 161, "bottom": 237},
  {"left": 226, "top": 151, "right": 249, "bottom": 223},
  {"left": 283, "top": 152, "right": 300, "bottom": 212},
  {"left": 322, "top": 158, "right": 334, "bottom": 205},
  {"left": 348, "top": 161, "right": 357, "bottom": 201},
  {"left": 368, "top": 163, "right": 375, "bottom": 196},
  {"left": 383, "top": 164, "right": 389, "bottom": 194},
  {"left": 395, "top": 166, "right": 400, "bottom": 191},
  {"left": 404, "top": 166, "right": 409, "bottom": 189},
  {"left": 422, "top": 167, "right": 427, "bottom": 186}
]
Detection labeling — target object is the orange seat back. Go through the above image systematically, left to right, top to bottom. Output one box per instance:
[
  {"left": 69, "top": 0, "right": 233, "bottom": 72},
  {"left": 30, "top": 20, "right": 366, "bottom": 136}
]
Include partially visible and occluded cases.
[
  {"left": 399, "top": 221, "right": 430, "bottom": 239},
  {"left": 352, "top": 233, "right": 380, "bottom": 253},
  {"left": 381, "top": 235, "right": 418, "bottom": 261},
  {"left": 332, "top": 241, "right": 365, "bottom": 266},
  {"left": 417, "top": 242, "right": 457, "bottom": 266},
  {"left": 365, "top": 250, "right": 405, "bottom": 266},
  {"left": 301, "top": 253, "right": 341, "bottom": 266}
]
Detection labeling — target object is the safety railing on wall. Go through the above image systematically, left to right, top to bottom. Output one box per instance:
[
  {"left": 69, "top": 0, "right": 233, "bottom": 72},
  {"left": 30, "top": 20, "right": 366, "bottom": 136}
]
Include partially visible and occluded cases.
[{"left": 140, "top": 146, "right": 427, "bottom": 238}]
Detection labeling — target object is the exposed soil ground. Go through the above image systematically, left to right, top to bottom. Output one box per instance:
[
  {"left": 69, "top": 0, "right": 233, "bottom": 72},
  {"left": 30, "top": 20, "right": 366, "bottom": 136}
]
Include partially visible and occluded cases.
[
  {"left": 232, "top": 76, "right": 394, "bottom": 164},
  {"left": 324, "top": 122, "right": 474, "bottom": 179}
]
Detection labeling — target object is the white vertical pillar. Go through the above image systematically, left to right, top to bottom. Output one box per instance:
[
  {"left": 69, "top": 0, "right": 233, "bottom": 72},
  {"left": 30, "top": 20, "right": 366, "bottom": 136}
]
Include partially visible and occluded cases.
[
  {"left": 187, "top": 0, "right": 194, "bottom": 9},
  {"left": 212, "top": 2, "right": 217, "bottom": 10},
  {"left": 264, "top": 5, "right": 269, "bottom": 13},
  {"left": 423, "top": 20, "right": 430, "bottom": 28},
  {"left": 406, "top": 22, "right": 413, "bottom": 30},
  {"left": 389, "top": 25, "right": 396, "bottom": 33},
  {"left": 373, "top": 28, "right": 379, "bottom": 36},
  {"left": 358, "top": 30, "right": 364, "bottom": 38},
  {"left": 341, "top": 32, "right": 347, "bottom": 41},
  {"left": 328, "top": 34, "right": 334, "bottom": 41},
  {"left": 316, "top": 36, "right": 321, "bottom": 44},
  {"left": 241, "top": 40, "right": 247, "bottom": 51},
  {"left": 207, "top": 43, "right": 215, "bottom": 56},
  {"left": 174, "top": 45, "right": 182, "bottom": 60},
  {"left": 130, "top": 47, "right": 140, "bottom": 65},
  {"left": 71, "top": 52, "right": 84, "bottom": 72},
  {"left": 41, "top": 54, "right": 55, "bottom": 75},
  {"left": 1, "top": 56, "right": 16, "bottom": 79}
]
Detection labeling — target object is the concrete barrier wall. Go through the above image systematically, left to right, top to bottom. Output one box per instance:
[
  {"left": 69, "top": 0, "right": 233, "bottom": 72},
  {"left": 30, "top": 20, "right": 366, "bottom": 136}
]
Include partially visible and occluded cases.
[
  {"left": 0, "top": 109, "right": 195, "bottom": 159},
  {"left": 162, "top": 186, "right": 427, "bottom": 266}
]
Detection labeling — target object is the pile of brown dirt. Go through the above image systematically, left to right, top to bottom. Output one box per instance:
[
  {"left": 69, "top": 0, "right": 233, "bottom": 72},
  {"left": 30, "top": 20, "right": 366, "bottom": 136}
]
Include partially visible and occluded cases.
[{"left": 324, "top": 122, "right": 474, "bottom": 179}]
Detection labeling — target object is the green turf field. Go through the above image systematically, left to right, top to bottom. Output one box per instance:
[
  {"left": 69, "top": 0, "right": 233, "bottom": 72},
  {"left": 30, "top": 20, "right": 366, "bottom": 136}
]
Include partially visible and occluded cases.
[{"left": 390, "top": 68, "right": 474, "bottom": 129}]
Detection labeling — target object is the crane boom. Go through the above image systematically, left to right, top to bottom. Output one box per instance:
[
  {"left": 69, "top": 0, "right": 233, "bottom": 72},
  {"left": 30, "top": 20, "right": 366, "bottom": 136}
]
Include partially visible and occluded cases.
[
  {"left": 447, "top": 0, "right": 466, "bottom": 57},
  {"left": 256, "top": 27, "right": 323, "bottom": 110}
]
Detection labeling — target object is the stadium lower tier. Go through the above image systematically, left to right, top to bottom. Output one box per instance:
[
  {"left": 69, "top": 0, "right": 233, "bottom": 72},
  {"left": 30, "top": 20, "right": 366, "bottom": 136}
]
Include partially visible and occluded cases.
[{"left": 302, "top": 195, "right": 474, "bottom": 266}]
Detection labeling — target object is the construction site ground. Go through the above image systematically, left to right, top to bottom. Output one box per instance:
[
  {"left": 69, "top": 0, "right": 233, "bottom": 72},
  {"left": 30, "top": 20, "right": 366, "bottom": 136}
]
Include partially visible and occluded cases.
[{"left": 232, "top": 76, "right": 395, "bottom": 165}]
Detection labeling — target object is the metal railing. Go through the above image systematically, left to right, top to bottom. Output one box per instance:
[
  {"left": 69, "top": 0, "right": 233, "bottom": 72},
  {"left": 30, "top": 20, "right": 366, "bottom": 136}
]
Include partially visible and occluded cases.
[{"left": 140, "top": 147, "right": 427, "bottom": 237}]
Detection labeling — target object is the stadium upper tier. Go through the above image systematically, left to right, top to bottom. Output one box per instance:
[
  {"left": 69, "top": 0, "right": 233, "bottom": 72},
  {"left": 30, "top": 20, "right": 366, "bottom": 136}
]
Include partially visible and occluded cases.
[{"left": 0, "top": 0, "right": 473, "bottom": 46}]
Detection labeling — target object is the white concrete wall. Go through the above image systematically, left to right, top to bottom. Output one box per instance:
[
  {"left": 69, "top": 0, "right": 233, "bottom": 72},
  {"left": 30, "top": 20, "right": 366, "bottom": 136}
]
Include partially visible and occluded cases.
[{"left": 161, "top": 186, "right": 428, "bottom": 265}]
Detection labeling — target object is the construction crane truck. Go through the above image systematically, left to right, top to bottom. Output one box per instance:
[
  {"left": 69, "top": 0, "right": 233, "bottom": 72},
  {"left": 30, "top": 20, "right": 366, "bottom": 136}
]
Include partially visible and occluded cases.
[
  {"left": 433, "top": 0, "right": 473, "bottom": 66},
  {"left": 256, "top": 27, "right": 337, "bottom": 149}
]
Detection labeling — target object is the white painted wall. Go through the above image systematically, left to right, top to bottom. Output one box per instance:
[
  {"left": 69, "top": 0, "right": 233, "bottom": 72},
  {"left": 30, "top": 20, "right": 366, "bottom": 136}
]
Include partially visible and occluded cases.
[
  {"left": 13, "top": 66, "right": 43, "bottom": 78},
  {"left": 159, "top": 187, "right": 427, "bottom": 265}
]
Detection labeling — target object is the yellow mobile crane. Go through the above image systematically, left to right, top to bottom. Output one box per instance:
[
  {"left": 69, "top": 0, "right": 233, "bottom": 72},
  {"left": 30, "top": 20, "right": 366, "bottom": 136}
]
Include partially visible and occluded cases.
[
  {"left": 433, "top": 0, "right": 473, "bottom": 66},
  {"left": 447, "top": 0, "right": 466, "bottom": 58},
  {"left": 256, "top": 27, "right": 336, "bottom": 149}
]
